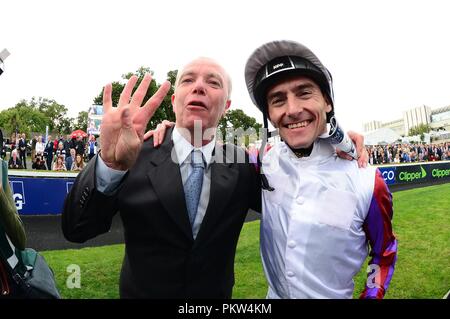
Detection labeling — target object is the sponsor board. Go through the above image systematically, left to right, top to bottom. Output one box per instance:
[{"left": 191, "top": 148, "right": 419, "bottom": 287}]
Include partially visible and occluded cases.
[
  {"left": 393, "top": 162, "right": 450, "bottom": 184},
  {"left": 397, "top": 165, "right": 428, "bottom": 183},
  {"left": 378, "top": 167, "right": 396, "bottom": 185},
  {"left": 431, "top": 167, "right": 450, "bottom": 179},
  {"left": 9, "top": 176, "right": 76, "bottom": 215}
]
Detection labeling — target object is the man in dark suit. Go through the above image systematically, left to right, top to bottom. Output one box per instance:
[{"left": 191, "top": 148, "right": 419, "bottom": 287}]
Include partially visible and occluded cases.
[
  {"left": 62, "top": 58, "right": 261, "bottom": 298},
  {"left": 18, "top": 133, "right": 27, "bottom": 169},
  {"left": 44, "top": 135, "right": 54, "bottom": 171},
  {"left": 75, "top": 135, "right": 85, "bottom": 156}
]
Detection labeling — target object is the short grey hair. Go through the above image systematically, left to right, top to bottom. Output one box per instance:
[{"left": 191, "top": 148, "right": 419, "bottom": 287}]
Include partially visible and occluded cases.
[{"left": 174, "top": 57, "right": 232, "bottom": 99}]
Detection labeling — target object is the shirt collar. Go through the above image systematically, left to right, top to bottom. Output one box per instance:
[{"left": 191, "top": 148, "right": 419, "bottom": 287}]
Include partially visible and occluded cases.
[
  {"left": 172, "top": 126, "right": 216, "bottom": 167},
  {"left": 281, "top": 139, "right": 335, "bottom": 163}
]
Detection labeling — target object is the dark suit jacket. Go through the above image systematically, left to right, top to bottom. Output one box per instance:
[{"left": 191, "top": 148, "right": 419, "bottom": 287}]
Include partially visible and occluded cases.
[
  {"left": 62, "top": 128, "right": 261, "bottom": 298},
  {"left": 18, "top": 138, "right": 26, "bottom": 155},
  {"left": 44, "top": 141, "right": 54, "bottom": 160}
]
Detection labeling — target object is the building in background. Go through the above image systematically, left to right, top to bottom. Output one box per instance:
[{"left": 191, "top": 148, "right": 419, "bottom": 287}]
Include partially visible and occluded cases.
[
  {"left": 364, "top": 104, "right": 450, "bottom": 136},
  {"left": 403, "top": 105, "right": 432, "bottom": 135},
  {"left": 430, "top": 105, "right": 450, "bottom": 132},
  {"left": 363, "top": 120, "right": 382, "bottom": 133}
]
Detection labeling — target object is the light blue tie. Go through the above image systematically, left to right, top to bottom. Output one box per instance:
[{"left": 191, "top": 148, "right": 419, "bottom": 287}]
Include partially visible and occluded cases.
[{"left": 184, "top": 150, "right": 205, "bottom": 228}]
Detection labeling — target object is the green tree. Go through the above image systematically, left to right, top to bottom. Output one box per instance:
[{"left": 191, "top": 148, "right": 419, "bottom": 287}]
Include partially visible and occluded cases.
[
  {"left": 93, "top": 66, "right": 175, "bottom": 132},
  {"left": 149, "top": 69, "right": 176, "bottom": 130},
  {"left": 93, "top": 81, "right": 126, "bottom": 107},
  {"left": 27, "top": 97, "right": 69, "bottom": 132},
  {"left": 0, "top": 100, "right": 48, "bottom": 136},
  {"left": 218, "top": 109, "right": 262, "bottom": 146},
  {"left": 75, "top": 111, "right": 88, "bottom": 131},
  {"left": 58, "top": 117, "right": 75, "bottom": 134},
  {"left": 409, "top": 123, "right": 431, "bottom": 136},
  {"left": 420, "top": 132, "right": 425, "bottom": 142}
]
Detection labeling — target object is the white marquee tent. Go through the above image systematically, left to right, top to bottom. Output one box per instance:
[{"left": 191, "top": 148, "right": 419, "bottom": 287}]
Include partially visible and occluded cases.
[{"left": 364, "top": 128, "right": 402, "bottom": 145}]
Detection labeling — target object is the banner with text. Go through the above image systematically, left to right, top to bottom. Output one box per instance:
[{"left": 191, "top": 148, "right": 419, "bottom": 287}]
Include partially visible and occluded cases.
[
  {"left": 378, "top": 161, "right": 450, "bottom": 186},
  {"left": 9, "top": 176, "right": 75, "bottom": 215}
]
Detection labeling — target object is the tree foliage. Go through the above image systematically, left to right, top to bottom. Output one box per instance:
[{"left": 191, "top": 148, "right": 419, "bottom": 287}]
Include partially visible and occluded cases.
[
  {"left": 93, "top": 81, "right": 125, "bottom": 107},
  {"left": 0, "top": 97, "right": 75, "bottom": 137},
  {"left": 33, "top": 97, "right": 69, "bottom": 132},
  {"left": 0, "top": 99, "right": 51, "bottom": 136},
  {"left": 218, "top": 109, "right": 262, "bottom": 146},
  {"left": 75, "top": 111, "right": 89, "bottom": 131},
  {"left": 57, "top": 117, "right": 75, "bottom": 135},
  {"left": 409, "top": 123, "right": 431, "bottom": 136}
]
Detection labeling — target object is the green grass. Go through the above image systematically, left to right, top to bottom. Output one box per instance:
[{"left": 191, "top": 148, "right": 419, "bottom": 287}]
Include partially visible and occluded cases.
[
  {"left": 41, "top": 183, "right": 450, "bottom": 299},
  {"left": 353, "top": 183, "right": 450, "bottom": 299},
  {"left": 233, "top": 221, "right": 267, "bottom": 298},
  {"left": 42, "top": 244, "right": 123, "bottom": 299}
]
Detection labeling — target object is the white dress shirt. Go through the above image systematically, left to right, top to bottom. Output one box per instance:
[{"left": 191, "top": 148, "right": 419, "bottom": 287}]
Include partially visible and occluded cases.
[
  {"left": 95, "top": 127, "right": 216, "bottom": 239},
  {"left": 35, "top": 142, "right": 45, "bottom": 155}
]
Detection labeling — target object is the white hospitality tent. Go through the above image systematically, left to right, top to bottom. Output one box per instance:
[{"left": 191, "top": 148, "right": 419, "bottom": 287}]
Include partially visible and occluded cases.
[{"left": 364, "top": 128, "right": 403, "bottom": 146}]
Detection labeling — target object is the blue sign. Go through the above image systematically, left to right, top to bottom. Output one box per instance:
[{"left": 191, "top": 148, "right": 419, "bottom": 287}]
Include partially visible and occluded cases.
[
  {"left": 378, "top": 167, "right": 397, "bottom": 185},
  {"left": 9, "top": 176, "right": 75, "bottom": 215}
]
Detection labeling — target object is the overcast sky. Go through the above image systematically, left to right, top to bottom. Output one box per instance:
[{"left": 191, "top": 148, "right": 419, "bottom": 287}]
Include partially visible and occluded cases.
[{"left": 1, "top": 0, "right": 450, "bottom": 132}]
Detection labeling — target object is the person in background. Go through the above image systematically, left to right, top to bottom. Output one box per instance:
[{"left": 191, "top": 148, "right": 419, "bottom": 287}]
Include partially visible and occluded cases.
[
  {"left": 9, "top": 133, "right": 16, "bottom": 152},
  {"left": 18, "top": 133, "right": 27, "bottom": 169},
  {"left": 63, "top": 134, "right": 72, "bottom": 157},
  {"left": 31, "top": 135, "right": 37, "bottom": 164},
  {"left": 44, "top": 135, "right": 54, "bottom": 171},
  {"left": 69, "top": 135, "right": 77, "bottom": 151},
  {"left": 75, "top": 135, "right": 85, "bottom": 157},
  {"left": 87, "top": 135, "right": 97, "bottom": 161},
  {"left": 35, "top": 136, "right": 45, "bottom": 159},
  {"left": 53, "top": 137, "right": 59, "bottom": 153},
  {"left": 55, "top": 141, "right": 66, "bottom": 161},
  {"left": 66, "top": 148, "right": 76, "bottom": 171},
  {"left": 8, "top": 149, "right": 23, "bottom": 169},
  {"left": 70, "top": 153, "right": 85, "bottom": 171},
  {"left": 32, "top": 155, "right": 47, "bottom": 170},
  {"left": 52, "top": 155, "right": 67, "bottom": 171}
]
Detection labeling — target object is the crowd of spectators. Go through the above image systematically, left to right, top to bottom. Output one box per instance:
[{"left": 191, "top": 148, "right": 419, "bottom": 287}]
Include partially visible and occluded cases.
[
  {"left": 2, "top": 132, "right": 98, "bottom": 171},
  {"left": 4, "top": 132, "right": 449, "bottom": 170},
  {"left": 366, "top": 142, "right": 450, "bottom": 165}
]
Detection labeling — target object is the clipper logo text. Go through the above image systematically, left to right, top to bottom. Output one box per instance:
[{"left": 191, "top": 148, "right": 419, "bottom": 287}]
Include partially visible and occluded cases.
[
  {"left": 398, "top": 166, "right": 427, "bottom": 182},
  {"left": 432, "top": 168, "right": 450, "bottom": 178}
]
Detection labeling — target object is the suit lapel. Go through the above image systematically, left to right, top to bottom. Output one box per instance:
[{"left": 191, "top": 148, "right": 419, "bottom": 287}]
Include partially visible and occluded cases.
[
  {"left": 146, "top": 128, "right": 193, "bottom": 241},
  {"left": 195, "top": 146, "right": 239, "bottom": 242}
]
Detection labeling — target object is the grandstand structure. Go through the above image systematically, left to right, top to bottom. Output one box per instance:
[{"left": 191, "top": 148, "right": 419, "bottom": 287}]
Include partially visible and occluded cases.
[{"left": 364, "top": 104, "right": 450, "bottom": 137}]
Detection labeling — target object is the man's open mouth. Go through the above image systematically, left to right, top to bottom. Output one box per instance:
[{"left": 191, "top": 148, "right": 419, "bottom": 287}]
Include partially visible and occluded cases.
[{"left": 188, "top": 101, "right": 207, "bottom": 109}]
